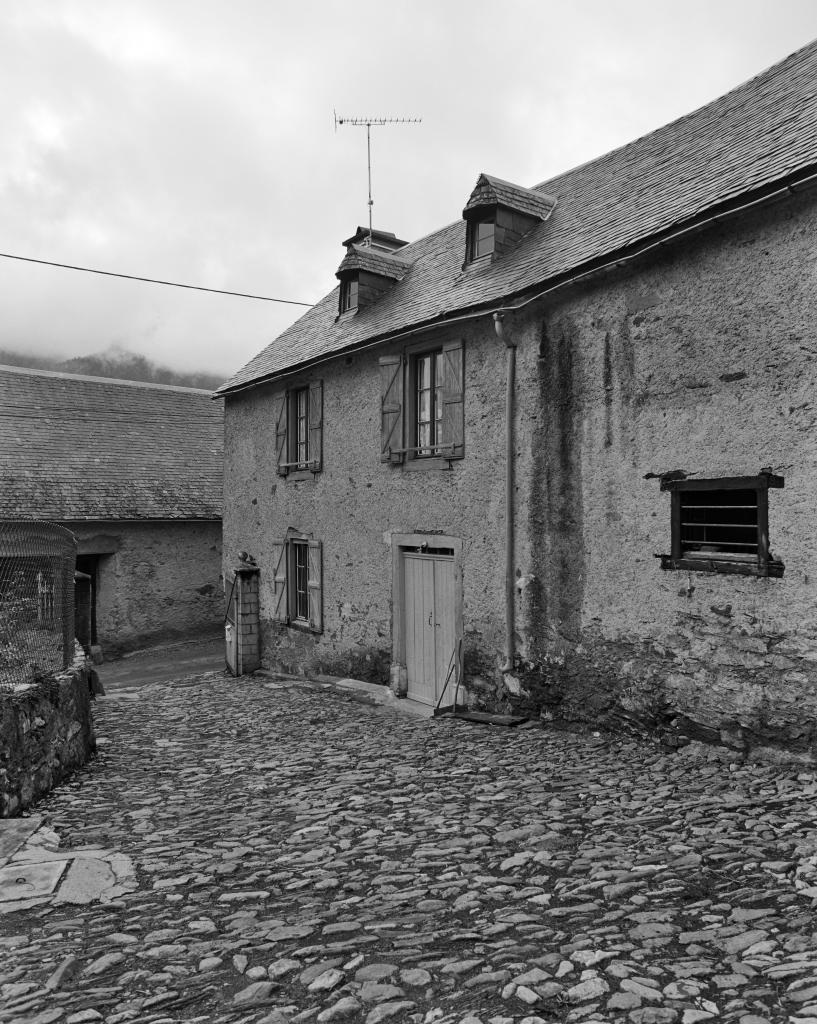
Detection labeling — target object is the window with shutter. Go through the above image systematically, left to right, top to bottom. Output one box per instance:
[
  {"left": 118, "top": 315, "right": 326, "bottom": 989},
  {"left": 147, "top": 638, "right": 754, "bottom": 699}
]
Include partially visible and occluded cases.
[
  {"left": 379, "top": 343, "right": 465, "bottom": 466},
  {"left": 275, "top": 381, "right": 324, "bottom": 476},
  {"left": 659, "top": 473, "right": 784, "bottom": 577},
  {"left": 273, "top": 535, "right": 324, "bottom": 633}
]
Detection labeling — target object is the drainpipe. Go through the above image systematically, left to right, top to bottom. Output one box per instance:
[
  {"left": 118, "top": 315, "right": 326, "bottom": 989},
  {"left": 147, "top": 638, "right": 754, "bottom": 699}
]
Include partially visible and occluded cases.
[{"left": 494, "top": 312, "right": 515, "bottom": 674}]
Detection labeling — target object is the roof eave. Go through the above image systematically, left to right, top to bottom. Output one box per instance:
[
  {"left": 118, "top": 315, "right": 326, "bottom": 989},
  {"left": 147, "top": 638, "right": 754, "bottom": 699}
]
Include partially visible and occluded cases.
[{"left": 216, "top": 164, "right": 817, "bottom": 399}]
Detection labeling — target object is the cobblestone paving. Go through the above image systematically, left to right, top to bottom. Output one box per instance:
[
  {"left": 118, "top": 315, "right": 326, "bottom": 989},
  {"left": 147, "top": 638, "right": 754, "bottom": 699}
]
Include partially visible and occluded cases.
[{"left": 3, "top": 672, "right": 817, "bottom": 1024}]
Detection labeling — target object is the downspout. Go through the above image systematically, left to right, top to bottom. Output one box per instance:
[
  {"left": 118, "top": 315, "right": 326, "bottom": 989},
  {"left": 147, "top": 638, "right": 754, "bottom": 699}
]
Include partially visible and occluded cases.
[{"left": 494, "top": 312, "right": 515, "bottom": 674}]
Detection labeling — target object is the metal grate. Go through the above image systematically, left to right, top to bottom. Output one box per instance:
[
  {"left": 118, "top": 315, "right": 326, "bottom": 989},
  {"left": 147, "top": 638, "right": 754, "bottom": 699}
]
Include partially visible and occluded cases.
[
  {"left": 680, "top": 488, "right": 759, "bottom": 560},
  {"left": 0, "top": 521, "right": 77, "bottom": 690}
]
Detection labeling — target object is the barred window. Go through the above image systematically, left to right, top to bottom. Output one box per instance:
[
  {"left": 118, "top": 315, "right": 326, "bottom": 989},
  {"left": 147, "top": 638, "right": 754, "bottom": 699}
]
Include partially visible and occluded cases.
[{"left": 660, "top": 474, "right": 784, "bottom": 577}]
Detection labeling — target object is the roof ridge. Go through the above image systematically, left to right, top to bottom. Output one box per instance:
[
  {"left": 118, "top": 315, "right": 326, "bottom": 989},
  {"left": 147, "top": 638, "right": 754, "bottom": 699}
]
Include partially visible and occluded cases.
[{"left": 0, "top": 363, "right": 214, "bottom": 393}]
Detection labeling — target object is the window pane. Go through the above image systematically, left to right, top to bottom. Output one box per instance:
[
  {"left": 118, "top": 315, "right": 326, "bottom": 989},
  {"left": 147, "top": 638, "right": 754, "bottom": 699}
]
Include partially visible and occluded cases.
[
  {"left": 471, "top": 219, "right": 495, "bottom": 259},
  {"left": 341, "top": 277, "right": 358, "bottom": 312},
  {"left": 295, "top": 387, "right": 309, "bottom": 466},
  {"left": 293, "top": 542, "right": 309, "bottom": 620}
]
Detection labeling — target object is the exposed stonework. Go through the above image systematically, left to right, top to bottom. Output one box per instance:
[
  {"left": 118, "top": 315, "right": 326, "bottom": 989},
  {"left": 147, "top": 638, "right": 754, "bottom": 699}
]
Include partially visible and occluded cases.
[
  {"left": 69, "top": 520, "right": 223, "bottom": 656},
  {"left": 0, "top": 651, "right": 96, "bottom": 816}
]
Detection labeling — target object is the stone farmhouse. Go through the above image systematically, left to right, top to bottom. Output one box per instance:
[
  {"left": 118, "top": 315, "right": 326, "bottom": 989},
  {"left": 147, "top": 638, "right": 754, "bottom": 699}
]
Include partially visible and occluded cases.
[
  {"left": 217, "top": 41, "right": 817, "bottom": 757},
  {"left": 0, "top": 365, "right": 223, "bottom": 657}
]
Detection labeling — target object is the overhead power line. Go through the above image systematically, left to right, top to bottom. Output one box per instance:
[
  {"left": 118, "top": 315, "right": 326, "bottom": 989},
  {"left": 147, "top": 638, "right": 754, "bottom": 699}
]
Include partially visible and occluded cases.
[{"left": 0, "top": 252, "right": 314, "bottom": 307}]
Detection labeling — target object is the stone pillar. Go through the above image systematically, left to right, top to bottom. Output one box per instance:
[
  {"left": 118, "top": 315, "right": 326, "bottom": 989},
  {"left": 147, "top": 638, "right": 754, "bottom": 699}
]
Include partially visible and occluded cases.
[{"left": 232, "top": 566, "right": 261, "bottom": 675}]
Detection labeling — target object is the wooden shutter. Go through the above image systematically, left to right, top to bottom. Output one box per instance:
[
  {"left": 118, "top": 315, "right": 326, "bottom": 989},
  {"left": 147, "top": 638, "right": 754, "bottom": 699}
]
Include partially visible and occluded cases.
[
  {"left": 441, "top": 339, "right": 465, "bottom": 458},
  {"left": 379, "top": 354, "right": 404, "bottom": 463},
  {"left": 309, "top": 380, "right": 323, "bottom": 472},
  {"left": 274, "top": 393, "right": 289, "bottom": 476},
  {"left": 271, "top": 540, "right": 288, "bottom": 623},
  {"left": 307, "top": 540, "right": 323, "bottom": 634}
]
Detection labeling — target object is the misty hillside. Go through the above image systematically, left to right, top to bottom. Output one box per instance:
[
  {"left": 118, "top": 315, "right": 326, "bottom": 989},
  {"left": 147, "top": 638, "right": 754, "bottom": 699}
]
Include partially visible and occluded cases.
[{"left": 0, "top": 347, "right": 226, "bottom": 390}]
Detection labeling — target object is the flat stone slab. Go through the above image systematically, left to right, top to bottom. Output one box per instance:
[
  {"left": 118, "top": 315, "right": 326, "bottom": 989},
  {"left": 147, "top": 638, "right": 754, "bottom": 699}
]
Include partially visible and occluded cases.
[
  {"left": 0, "top": 815, "right": 42, "bottom": 865},
  {"left": 0, "top": 859, "right": 67, "bottom": 901}
]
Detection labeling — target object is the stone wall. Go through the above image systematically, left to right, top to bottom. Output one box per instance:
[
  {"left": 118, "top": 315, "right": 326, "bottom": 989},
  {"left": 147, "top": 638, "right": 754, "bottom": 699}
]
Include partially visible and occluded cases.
[
  {"left": 223, "top": 186, "right": 817, "bottom": 757},
  {"left": 514, "top": 187, "right": 817, "bottom": 758},
  {"left": 223, "top": 320, "right": 508, "bottom": 685},
  {"left": 68, "top": 520, "right": 223, "bottom": 656},
  {"left": 0, "top": 654, "right": 96, "bottom": 816}
]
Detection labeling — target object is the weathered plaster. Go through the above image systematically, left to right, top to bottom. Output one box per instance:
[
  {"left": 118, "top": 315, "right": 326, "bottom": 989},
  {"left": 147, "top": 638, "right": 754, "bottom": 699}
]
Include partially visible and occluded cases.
[
  {"left": 224, "top": 187, "right": 817, "bottom": 756},
  {"left": 517, "top": 189, "right": 817, "bottom": 754},
  {"left": 224, "top": 323, "right": 509, "bottom": 690},
  {"left": 68, "top": 520, "right": 222, "bottom": 656}
]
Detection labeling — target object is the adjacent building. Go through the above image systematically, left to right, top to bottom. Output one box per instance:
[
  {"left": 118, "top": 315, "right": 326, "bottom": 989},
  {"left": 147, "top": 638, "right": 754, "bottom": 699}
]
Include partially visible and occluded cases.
[
  {"left": 218, "top": 42, "right": 817, "bottom": 758},
  {"left": 1, "top": 366, "right": 223, "bottom": 657}
]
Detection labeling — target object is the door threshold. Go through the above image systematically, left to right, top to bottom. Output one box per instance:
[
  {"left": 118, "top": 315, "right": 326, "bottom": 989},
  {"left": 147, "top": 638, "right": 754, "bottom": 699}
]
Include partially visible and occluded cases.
[
  {"left": 433, "top": 703, "right": 469, "bottom": 717},
  {"left": 438, "top": 708, "right": 530, "bottom": 727}
]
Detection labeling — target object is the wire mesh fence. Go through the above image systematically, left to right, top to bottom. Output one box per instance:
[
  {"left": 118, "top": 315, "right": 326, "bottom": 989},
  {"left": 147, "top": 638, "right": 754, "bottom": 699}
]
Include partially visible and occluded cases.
[{"left": 0, "top": 521, "right": 77, "bottom": 691}]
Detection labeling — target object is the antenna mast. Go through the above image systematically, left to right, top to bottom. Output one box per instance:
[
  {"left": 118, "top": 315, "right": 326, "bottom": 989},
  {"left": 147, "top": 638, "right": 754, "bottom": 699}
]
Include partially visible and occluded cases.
[{"left": 334, "top": 113, "right": 422, "bottom": 245}]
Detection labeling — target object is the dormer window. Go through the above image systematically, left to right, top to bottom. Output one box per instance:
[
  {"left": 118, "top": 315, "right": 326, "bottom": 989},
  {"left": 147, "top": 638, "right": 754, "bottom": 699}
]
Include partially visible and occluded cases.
[
  {"left": 462, "top": 173, "right": 557, "bottom": 267},
  {"left": 467, "top": 216, "right": 496, "bottom": 262},
  {"left": 336, "top": 229, "right": 411, "bottom": 317},
  {"left": 340, "top": 276, "right": 359, "bottom": 313}
]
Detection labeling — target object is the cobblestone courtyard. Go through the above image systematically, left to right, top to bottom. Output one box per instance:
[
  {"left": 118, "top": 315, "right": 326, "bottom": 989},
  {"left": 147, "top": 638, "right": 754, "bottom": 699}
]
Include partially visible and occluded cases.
[{"left": 2, "top": 672, "right": 817, "bottom": 1024}]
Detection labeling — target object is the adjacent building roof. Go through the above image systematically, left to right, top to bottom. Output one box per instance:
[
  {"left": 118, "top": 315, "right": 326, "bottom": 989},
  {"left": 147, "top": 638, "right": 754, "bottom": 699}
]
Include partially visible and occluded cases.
[
  {"left": 218, "top": 39, "right": 817, "bottom": 396},
  {"left": 0, "top": 366, "right": 223, "bottom": 521}
]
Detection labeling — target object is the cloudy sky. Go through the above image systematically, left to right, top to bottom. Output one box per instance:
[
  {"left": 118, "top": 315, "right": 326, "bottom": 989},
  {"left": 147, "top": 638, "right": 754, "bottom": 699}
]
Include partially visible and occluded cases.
[{"left": 2, "top": 1, "right": 817, "bottom": 382}]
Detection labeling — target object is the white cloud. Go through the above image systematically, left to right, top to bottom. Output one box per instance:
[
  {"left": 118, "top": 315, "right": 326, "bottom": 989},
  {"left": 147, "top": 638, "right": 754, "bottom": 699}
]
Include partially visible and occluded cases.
[{"left": 1, "top": 0, "right": 816, "bottom": 380}]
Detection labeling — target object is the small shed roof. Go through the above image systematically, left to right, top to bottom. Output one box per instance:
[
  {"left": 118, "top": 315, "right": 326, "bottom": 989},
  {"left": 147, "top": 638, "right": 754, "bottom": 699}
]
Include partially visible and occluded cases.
[{"left": 0, "top": 365, "right": 223, "bottom": 521}]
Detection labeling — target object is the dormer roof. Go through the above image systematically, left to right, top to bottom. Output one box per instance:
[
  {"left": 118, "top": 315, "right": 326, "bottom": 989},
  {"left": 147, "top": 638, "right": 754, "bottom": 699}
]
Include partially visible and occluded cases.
[
  {"left": 463, "top": 173, "right": 557, "bottom": 221},
  {"left": 341, "top": 227, "right": 409, "bottom": 252},
  {"left": 335, "top": 244, "right": 412, "bottom": 282}
]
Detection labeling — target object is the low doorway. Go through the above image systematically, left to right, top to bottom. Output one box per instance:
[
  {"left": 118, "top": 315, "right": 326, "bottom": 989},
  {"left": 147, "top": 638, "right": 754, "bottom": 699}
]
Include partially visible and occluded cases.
[
  {"left": 392, "top": 534, "right": 463, "bottom": 706},
  {"left": 75, "top": 554, "right": 99, "bottom": 645}
]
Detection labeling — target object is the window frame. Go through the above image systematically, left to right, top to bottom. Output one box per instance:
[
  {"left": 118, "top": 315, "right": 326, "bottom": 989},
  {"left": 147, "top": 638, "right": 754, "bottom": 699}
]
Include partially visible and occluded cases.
[
  {"left": 466, "top": 214, "right": 495, "bottom": 263},
  {"left": 339, "top": 275, "right": 359, "bottom": 314},
  {"left": 409, "top": 348, "right": 445, "bottom": 459},
  {"left": 275, "top": 380, "right": 323, "bottom": 477},
  {"left": 290, "top": 386, "right": 310, "bottom": 471},
  {"left": 660, "top": 473, "right": 784, "bottom": 578},
  {"left": 289, "top": 538, "right": 310, "bottom": 624}
]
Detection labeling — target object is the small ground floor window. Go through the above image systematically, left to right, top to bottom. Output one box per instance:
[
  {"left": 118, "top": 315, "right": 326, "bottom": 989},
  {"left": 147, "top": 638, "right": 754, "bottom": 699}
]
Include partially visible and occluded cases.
[
  {"left": 659, "top": 472, "right": 784, "bottom": 577},
  {"left": 271, "top": 534, "right": 323, "bottom": 631}
]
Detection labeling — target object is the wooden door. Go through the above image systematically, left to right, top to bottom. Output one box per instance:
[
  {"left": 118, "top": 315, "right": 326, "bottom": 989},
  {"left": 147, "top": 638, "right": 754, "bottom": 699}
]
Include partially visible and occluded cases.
[{"left": 404, "top": 550, "right": 456, "bottom": 705}]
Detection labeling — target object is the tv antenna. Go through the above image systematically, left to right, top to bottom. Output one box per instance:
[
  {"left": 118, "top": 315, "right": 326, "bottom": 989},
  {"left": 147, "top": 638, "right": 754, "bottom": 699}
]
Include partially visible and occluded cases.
[{"left": 334, "top": 112, "right": 422, "bottom": 245}]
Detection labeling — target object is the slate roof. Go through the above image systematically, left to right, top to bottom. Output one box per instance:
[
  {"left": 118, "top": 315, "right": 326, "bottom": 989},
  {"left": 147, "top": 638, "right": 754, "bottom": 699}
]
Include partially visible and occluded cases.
[
  {"left": 218, "top": 39, "right": 817, "bottom": 396},
  {"left": 463, "top": 173, "right": 558, "bottom": 220},
  {"left": 336, "top": 245, "right": 412, "bottom": 281},
  {"left": 0, "top": 366, "right": 223, "bottom": 521}
]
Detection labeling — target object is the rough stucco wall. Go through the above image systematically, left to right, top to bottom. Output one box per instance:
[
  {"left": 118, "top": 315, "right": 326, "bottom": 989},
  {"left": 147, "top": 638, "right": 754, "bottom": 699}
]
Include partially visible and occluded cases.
[
  {"left": 224, "top": 188, "right": 817, "bottom": 757},
  {"left": 517, "top": 189, "right": 817, "bottom": 757},
  {"left": 223, "top": 322, "right": 510, "bottom": 691},
  {"left": 69, "top": 521, "right": 222, "bottom": 656}
]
